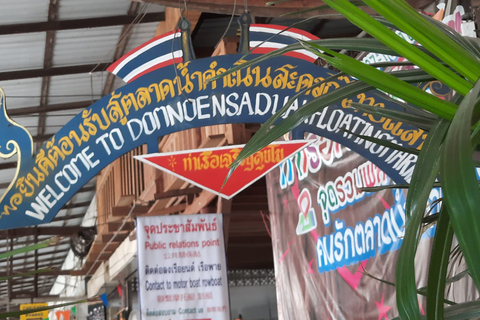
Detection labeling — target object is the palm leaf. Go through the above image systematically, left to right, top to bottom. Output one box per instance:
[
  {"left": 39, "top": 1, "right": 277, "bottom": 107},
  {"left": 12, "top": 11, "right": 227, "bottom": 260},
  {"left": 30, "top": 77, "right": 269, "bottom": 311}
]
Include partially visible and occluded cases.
[
  {"left": 319, "top": 0, "right": 473, "bottom": 95},
  {"left": 364, "top": 0, "right": 480, "bottom": 83},
  {"left": 301, "top": 42, "right": 457, "bottom": 119},
  {"left": 440, "top": 79, "right": 480, "bottom": 291},
  {"left": 348, "top": 102, "right": 436, "bottom": 130},
  {"left": 396, "top": 118, "right": 449, "bottom": 320},
  {"left": 339, "top": 127, "right": 419, "bottom": 155},
  {"left": 426, "top": 206, "right": 454, "bottom": 320},
  {"left": 0, "top": 237, "right": 61, "bottom": 260}
]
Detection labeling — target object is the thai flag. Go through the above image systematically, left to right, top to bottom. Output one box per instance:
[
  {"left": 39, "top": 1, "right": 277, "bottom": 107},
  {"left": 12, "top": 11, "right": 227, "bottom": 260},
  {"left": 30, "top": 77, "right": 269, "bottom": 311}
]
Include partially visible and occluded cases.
[
  {"left": 249, "top": 24, "right": 320, "bottom": 63},
  {"left": 107, "top": 30, "right": 183, "bottom": 83}
]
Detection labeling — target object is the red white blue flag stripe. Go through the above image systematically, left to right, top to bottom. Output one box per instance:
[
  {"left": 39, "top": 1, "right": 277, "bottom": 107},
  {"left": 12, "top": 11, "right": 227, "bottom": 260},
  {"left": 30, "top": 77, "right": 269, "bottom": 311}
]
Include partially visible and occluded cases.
[
  {"left": 249, "top": 24, "right": 320, "bottom": 62},
  {"left": 107, "top": 30, "right": 183, "bottom": 83}
]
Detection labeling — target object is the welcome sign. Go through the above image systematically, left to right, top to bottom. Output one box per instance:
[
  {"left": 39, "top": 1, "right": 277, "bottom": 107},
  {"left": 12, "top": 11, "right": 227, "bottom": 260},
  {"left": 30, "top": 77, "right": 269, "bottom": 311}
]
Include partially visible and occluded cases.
[{"left": 0, "top": 24, "right": 444, "bottom": 230}]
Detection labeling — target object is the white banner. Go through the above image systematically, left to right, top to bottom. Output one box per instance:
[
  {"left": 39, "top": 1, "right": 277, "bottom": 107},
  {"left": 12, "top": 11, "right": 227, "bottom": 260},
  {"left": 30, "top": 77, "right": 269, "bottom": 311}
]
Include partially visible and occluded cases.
[{"left": 136, "top": 214, "right": 230, "bottom": 320}]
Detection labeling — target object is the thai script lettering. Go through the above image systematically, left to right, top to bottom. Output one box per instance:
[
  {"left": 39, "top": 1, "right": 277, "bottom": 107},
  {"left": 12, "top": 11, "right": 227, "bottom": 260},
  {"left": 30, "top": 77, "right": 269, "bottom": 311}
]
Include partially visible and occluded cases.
[
  {"left": 176, "top": 60, "right": 352, "bottom": 96},
  {"left": 339, "top": 94, "right": 427, "bottom": 148},
  {"left": 280, "top": 135, "right": 344, "bottom": 189},
  {"left": 182, "top": 144, "right": 284, "bottom": 172},
  {"left": 317, "top": 161, "right": 389, "bottom": 226},
  {"left": 316, "top": 189, "right": 406, "bottom": 273},
  {"left": 143, "top": 218, "right": 217, "bottom": 239},
  {"left": 198, "top": 261, "right": 222, "bottom": 271},
  {"left": 145, "top": 262, "right": 195, "bottom": 275},
  {"left": 157, "top": 293, "right": 197, "bottom": 303},
  {"left": 146, "top": 308, "right": 176, "bottom": 316}
]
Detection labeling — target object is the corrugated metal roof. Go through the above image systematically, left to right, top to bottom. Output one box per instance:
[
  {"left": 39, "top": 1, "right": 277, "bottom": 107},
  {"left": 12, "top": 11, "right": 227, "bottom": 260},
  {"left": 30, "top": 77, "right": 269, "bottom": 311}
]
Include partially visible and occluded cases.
[
  {"left": 0, "top": 0, "right": 50, "bottom": 24},
  {"left": 58, "top": 0, "right": 131, "bottom": 19},
  {"left": 125, "top": 22, "right": 159, "bottom": 51},
  {"left": 53, "top": 26, "right": 123, "bottom": 66},
  {"left": 0, "top": 33, "right": 46, "bottom": 71},
  {"left": 48, "top": 72, "right": 107, "bottom": 105},
  {"left": 0, "top": 78, "right": 43, "bottom": 109},
  {"left": 44, "top": 111, "right": 77, "bottom": 135},
  {"left": 15, "top": 115, "right": 40, "bottom": 132},
  {"left": 0, "top": 167, "right": 17, "bottom": 185}
]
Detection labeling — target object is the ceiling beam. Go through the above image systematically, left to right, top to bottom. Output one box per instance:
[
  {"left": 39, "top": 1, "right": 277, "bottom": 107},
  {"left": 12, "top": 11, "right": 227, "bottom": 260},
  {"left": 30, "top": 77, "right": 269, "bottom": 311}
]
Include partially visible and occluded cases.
[
  {"left": 37, "top": 0, "right": 59, "bottom": 158},
  {"left": 137, "top": 0, "right": 435, "bottom": 17},
  {"left": 0, "top": 12, "right": 166, "bottom": 36},
  {"left": 0, "top": 62, "right": 111, "bottom": 81},
  {"left": 9, "top": 100, "right": 96, "bottom": 116},
  {"left": 0, "top": 182, "right": 95, "bottom": 194},
  {"left": 62, "top": 201, "right": 91, "bottom": 210},
  {"left": 51, "top": 213, "right": 86, "bottom": 222},
  {"left": 2, "top": 226, "right": 84, "bottom": 238},
  {"left": 10, "top": 256, "right": 69, "bottom": 269},
  {"left": 0, "top": 268, "right": 79, "bottom": 278},
  {"left": 0, "top": 295, "right": 86, "bottom": 305}
]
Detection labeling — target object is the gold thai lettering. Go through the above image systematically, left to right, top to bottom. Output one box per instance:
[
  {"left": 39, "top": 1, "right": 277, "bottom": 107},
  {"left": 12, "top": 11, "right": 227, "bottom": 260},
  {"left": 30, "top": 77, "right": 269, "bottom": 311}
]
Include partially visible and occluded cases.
[
  {"left": 176, "top": 62, "right": 194, "bottom": 94},
  {"left": 192, "top": 62, "right": 220, "bottom": 90},
  {"left": 205, "top": 62, "right": 220, "bottom": 90},
  {"left": 273, "top": 64, "right": 298, "bottom": 90},
  {"left": 236, "top": 66, "right": 254, "bottom": 87},
  {"left": 252, "top": 66, "right": 272, "bottom": 88},
  {"left": 295, "top": 74, "right": 315, "bottom": 93},
  {"left": 337, "top": 75, "right": 353, "bottom": 84},
  {"left": 310, "top": 78, "right": 334, "bottom": 97},
  {"left": 159, "top": 79, "right": 176, "bottom": 100},
  {"left": 148, "top": 83, "right": 161, "bottom": 103},
  {"left": 136, "top": 87, "right": 152, "bottom": 108},
  {"left": 107, "top": 92, "right": 127, "bottom": 125},
  {"left": 121, "top": 93, "right": 140, "bottom": 116},
  {"left": 340, "top": 93, "right": 426, "bottom": 147},
  {"left": 357, "top": 93, "right": 375, "bottom": 106},
  {"left": 363, "top": 103, "right": 387, "bottom": 123},
  {"left": 91, "top": 108, "right": 111, "bottom": 130},
  {"left": 81, "top": 109, "right": 98, "bottom": 136},
  {"left": 382, "top": 119, "right": 403, "bottom": 135},
  {"left": 69, "top": 124, "right": 90, "bottom": 147},
  {"left": 400, "top": 129, "right": 425, "bottom": 146},
  {"left": 416, "top": 133, "right": 429, "bottom": 149},
  {"left": 58, "top": 136, "right": 74, "bottom": 156},
  {"left": 46, "top": 138, "right": 65, "bottom": 166},
  {"left": 35, "top": 149, "right": 55, "bottom": 175},
  {"left": 27, "top": 167, "right": 46, "bottom": 187},
  {"left": 16, "top": 177, "right": 34, "bottom": 197},
  {"left": 2, "top": 193, "right": 22, "bottom": 216}
]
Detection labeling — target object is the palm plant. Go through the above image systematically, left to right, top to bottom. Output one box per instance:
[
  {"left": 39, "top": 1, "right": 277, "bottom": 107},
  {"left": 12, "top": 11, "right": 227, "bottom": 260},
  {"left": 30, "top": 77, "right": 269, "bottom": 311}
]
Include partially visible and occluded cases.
[{"left": 224, "top": 0, "right": 480, "bottom": 319}]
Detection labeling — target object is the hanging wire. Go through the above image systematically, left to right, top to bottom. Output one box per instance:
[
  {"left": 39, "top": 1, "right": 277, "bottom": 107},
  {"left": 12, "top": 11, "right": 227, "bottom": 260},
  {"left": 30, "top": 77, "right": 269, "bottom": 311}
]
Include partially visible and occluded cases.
[
  {"left": 214, "top": 0, "right": 238, "bottom": 49},
  {"left": 88, "top": 2, "right": 150, "bottom": 75},
  {"left": 89, "top": 73, "right": 95, "bottom": 105}
]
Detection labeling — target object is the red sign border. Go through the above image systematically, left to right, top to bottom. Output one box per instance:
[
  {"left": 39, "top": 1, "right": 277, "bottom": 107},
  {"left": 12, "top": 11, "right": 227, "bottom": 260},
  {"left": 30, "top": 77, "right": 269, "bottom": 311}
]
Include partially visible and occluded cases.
[{"left": 134, "top": 139, "right": 315, "bottom": 199}]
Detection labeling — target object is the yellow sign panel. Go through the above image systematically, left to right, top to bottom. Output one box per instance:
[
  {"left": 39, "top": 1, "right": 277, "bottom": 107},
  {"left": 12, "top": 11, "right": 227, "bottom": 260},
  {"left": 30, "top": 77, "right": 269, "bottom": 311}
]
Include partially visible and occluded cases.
[{"left": 20, "top": 303, "right": 49, "bottom": 320}]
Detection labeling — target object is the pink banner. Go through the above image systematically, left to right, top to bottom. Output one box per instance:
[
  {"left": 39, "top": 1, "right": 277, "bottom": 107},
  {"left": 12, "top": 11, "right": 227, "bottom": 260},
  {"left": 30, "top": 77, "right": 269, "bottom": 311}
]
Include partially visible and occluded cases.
[{"left": 266, "top": 136, "right": 439, "bottom": 320}]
